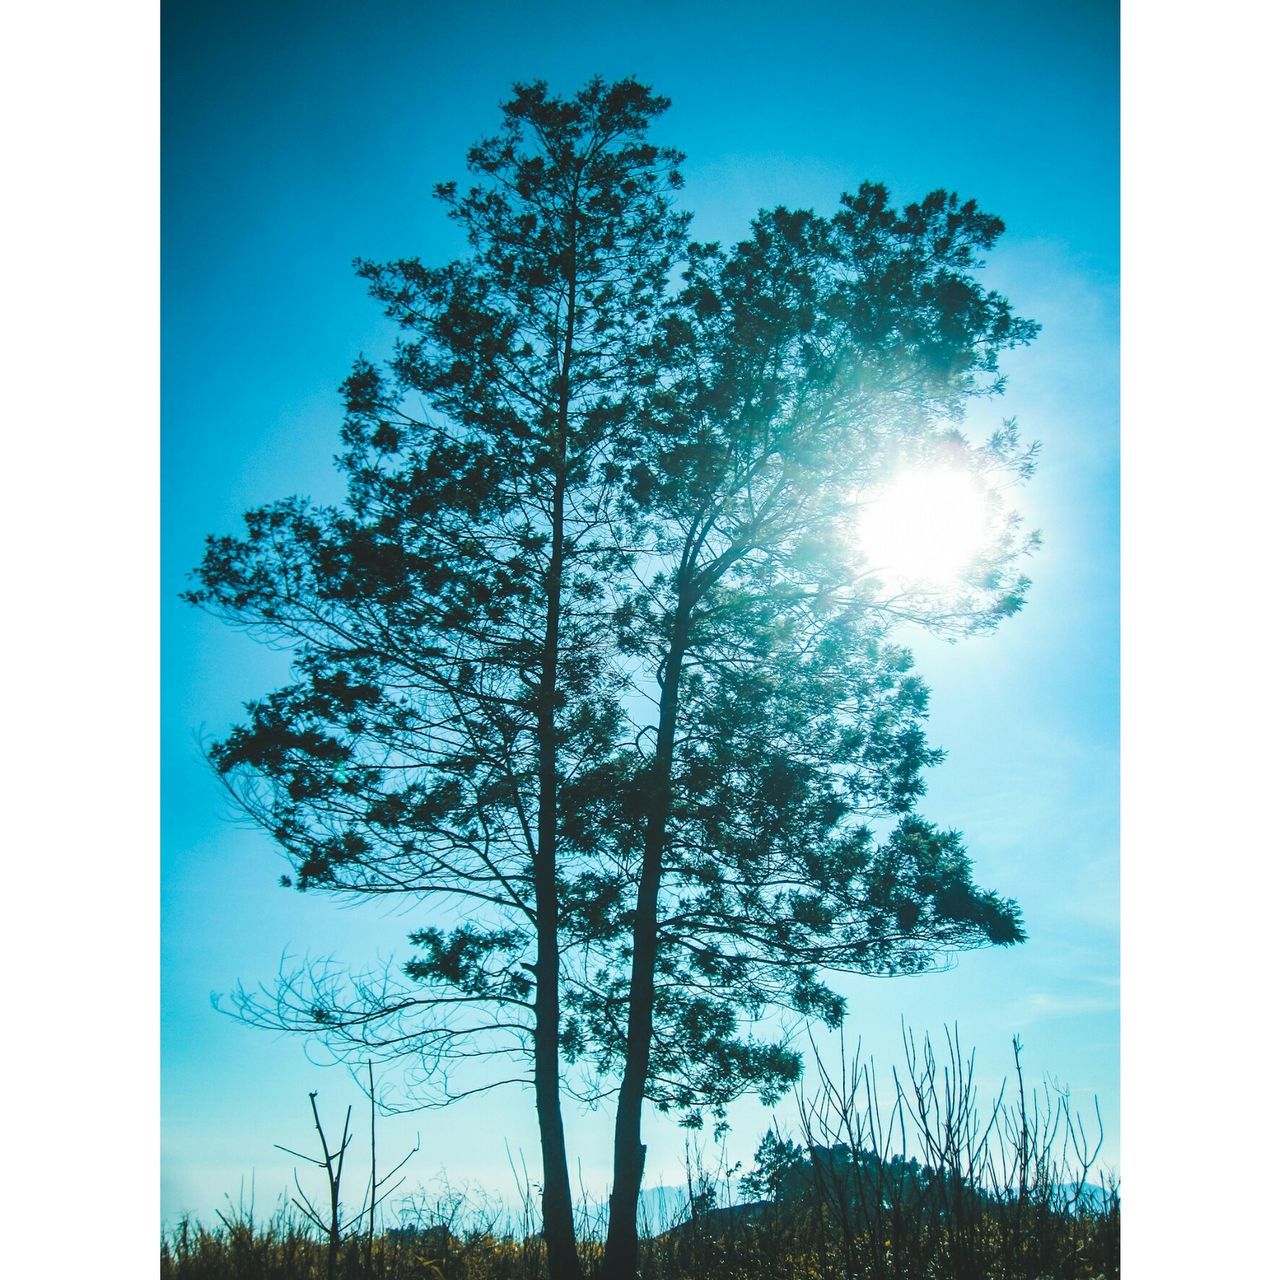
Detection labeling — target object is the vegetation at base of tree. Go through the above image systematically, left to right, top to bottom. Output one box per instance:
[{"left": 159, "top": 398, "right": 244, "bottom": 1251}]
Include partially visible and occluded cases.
[
  {"left": 163, "top": 1030, "right": 1117, "bottom": 1280},
  {"left": 161, "top": 1193, "right": 1119, "bottom": 1280}
]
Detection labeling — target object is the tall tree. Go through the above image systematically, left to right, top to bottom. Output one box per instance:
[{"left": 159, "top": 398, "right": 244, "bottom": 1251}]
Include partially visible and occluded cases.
[
  {"left": 187, "top": 77, "right": 687, "bottom": 1280},
  {"left": 189, "top": 77, "right": 1041, "bottom": 1280},
  {"left": 594, "top": 190, "right": 1039, "bottom": 1277}
]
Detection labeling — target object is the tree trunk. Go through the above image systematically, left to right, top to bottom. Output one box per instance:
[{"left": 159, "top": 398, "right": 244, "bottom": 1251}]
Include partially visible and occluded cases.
[
  {"left": 532, "top": 229, "right": 582, "bottom": 1280},
  {"left": 532, "top": 457, "right": 583, "bottom": 1280},
  {"left": 603, "top": 607, "right": 691, "bottom": 1280},
  {"left": 534, "top": 968, "right": 579, "bottom": 1280}
]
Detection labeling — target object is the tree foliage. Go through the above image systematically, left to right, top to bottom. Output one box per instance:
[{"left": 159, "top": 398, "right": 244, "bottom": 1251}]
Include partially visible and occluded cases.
[{"left": 190, "top": 76, "right": 691, "bottom": 1280}]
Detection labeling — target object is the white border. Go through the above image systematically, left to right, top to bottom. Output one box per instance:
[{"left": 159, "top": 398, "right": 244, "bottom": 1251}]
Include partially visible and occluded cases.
[
  {"left": 2, "top": 0, "right": 159, "bottom": 1267},
  {"left": 1124, "top": 0, "right": 1278, "bottom": 1271}
]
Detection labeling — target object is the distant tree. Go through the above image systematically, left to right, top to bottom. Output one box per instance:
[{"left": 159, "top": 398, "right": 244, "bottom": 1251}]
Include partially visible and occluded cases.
[
  {"left": 187, "top": 77, "right": 687, "bottom": 1280},
  {"left": 590, "top": 190, "right": 1037, "bottom": 1277},
  {"left": 740, "top": 1127, "right": 811, "bottom": 1204}
]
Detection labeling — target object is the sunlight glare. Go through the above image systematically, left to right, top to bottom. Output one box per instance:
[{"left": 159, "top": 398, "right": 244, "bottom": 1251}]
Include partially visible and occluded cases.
[{"left": 858, "top": 466, "right": 991, "bottom": 590}]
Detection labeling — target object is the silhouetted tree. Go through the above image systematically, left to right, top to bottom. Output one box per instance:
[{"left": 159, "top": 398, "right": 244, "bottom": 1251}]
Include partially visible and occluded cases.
[
  {"left": 187, "top": 76, "right": 1039, "bottom": 1280},
  {"left": 188, "top": 77, "right": 687, "bottom": 1280},
  {"left": 594, "top": 189, "right": 1037, "bottom": 1277}
]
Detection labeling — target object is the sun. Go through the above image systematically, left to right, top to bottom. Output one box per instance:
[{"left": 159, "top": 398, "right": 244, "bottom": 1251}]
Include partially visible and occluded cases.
[{"left": 857, "top": 465, "right": 992, "bottom": 591}]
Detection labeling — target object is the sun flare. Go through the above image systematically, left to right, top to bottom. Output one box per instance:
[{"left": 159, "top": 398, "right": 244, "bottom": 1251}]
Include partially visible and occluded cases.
[{"left": 857, "top": 466, "right": 992, "bottom": 590}]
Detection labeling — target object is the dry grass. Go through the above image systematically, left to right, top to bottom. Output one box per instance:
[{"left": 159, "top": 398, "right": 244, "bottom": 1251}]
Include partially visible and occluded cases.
[{"left": 162, "top": 1030, "right": 1118, "bottom": 1280}]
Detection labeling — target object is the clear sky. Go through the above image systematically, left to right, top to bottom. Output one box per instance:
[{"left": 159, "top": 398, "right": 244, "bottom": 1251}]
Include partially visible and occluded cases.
[{"left": 162, "top": 0, "right": 1118, "bottom": 1226}]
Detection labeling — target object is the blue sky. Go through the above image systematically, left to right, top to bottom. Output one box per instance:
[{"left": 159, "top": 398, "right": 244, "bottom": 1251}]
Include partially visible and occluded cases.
[{"left": 162, "top": 0, "right": 1118, "bottom": 1225}]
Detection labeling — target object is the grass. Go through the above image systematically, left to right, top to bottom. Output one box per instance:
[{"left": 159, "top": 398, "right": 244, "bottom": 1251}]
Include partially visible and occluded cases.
[{"left": 162, "top": 1029, "right": 1119, "bottom": 1280}]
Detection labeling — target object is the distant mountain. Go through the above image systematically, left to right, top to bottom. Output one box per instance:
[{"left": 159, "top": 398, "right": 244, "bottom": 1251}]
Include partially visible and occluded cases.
[
  {"left": 1053, "top": 1182, "right": 1115, "bottom": 1214},
  {"left": 636, "top": 1185, "right": 693, "bottom": 1235}
]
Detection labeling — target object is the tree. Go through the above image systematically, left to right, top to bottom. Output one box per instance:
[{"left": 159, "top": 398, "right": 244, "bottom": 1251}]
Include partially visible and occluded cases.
[
  {"left": 187, "top": 77, "right": 1039, "bottom": 1280},
  {"left": 188, "top": 77, "right": 687, "bottom": 1280},
  {"left": 587, "top": 191, "right": 1039, "bottom": 1277}
]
